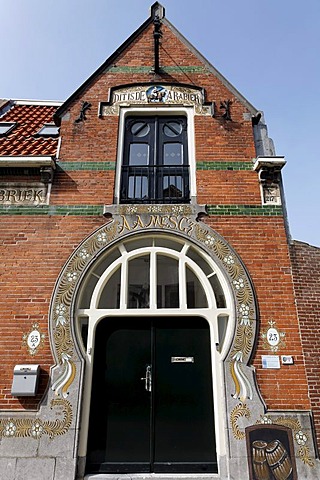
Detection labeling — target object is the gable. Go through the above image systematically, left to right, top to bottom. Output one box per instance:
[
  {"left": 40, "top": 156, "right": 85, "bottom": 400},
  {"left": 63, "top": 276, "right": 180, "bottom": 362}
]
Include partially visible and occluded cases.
[{"left": 54, "top": 2, "right": 257, "bottom": 125}]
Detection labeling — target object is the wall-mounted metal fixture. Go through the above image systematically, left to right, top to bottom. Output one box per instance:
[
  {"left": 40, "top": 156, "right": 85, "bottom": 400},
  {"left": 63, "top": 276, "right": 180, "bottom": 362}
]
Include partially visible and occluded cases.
[
  {"left": 149, "top": 2, "right": 165, "bottom": 74},
  {"left": 152, "top": 14, "right": 162, "bottom": 74},
  {"left": 220, "top": 99, "right": 232, "bottom": 121},
  {"left": 75, "top": 101, "right": 92, "bottom": 123},
  {"left": 209, "top": 102, "right": 215, "bottom": 117},
  {"left": 252, "top": 111, "right": 262, "bottom": 125},
  {"left": 281, "top": 355, "right": 294, "bottom": 365},
  {"left": 11, "top": 364, "right": 40, "bottom": 397}
]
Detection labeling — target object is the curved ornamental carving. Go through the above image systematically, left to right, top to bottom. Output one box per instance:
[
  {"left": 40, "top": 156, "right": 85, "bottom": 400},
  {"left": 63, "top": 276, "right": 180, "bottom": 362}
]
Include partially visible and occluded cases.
[
  {"left": 0, "top": 209, "right": 258, "bottom": 441},
  {"left": 50, "top": 212, "right": 257, "bottom": 405},
  {"left": 195, "top": 224, "right": 255, "bottom": 402},
  {"left": 0, "top": 398, "right": 72, "bottom": 439}
]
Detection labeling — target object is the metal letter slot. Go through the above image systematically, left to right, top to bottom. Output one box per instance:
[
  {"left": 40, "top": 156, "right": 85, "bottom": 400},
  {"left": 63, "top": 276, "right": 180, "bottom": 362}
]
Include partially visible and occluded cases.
[
  {"left": 171, "top": 356, "right": 194, "bottom": 363},
  {"left": 11, "top": 364, "right": 40, "bottom": 397},
  {"left": 141, "top": 365, "right": 152, "bottom": 392}
]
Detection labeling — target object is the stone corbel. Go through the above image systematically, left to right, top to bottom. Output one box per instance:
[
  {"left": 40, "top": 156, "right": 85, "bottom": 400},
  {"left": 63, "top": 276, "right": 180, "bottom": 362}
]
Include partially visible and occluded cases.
[
  {"left": 253, "top": 156, "right": 286, "bottom": 205},
  {"left": 40, "top": 165, "right": 54, "bottom": 184}
]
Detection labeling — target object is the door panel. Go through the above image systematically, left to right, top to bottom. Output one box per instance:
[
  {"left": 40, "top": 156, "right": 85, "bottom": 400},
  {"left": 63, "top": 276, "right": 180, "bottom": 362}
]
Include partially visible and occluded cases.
[
  {"left": 86, "top": 316, "right": 217, "bottom": 474},
  {"left": 153, "top": 317, "right": 217, "bottom": 472},
  {"left": 86, "top": 318, "right": 151, "bottom": 473}
]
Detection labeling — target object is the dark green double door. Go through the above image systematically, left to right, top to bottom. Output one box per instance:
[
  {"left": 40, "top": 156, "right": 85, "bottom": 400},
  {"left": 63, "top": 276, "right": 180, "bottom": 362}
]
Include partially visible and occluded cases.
[{"left": 86, "top": 316, "right": 217, "bottom": 474}]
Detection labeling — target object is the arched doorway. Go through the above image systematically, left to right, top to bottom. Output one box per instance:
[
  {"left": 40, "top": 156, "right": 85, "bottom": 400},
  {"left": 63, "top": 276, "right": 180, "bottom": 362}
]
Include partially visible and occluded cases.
[
  {"left": 74, "top": 233, "right": 235, "bottom": 475},
  {"left": 87, "top": 316, "right": 215, "bottom": 473}
]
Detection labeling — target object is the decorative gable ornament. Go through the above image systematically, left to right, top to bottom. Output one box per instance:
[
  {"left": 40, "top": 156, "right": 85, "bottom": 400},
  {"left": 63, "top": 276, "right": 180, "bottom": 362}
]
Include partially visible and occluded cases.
[{"left": 100, "top": 84, "right": 214, "bottom": 116}]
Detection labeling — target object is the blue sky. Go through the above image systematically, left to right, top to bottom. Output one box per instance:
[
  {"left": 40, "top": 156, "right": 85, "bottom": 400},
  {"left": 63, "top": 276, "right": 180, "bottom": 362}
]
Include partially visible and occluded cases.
[{"left": 1, "top": 0, "right": 319, "bottom": 246}]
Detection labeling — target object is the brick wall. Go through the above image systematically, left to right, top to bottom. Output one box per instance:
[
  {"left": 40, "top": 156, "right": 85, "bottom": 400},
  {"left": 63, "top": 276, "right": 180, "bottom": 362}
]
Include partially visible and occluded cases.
[
  {"left": 0, "top": 18, "right": 311, "bottom": 415},
  {"left": 0, "top": 216, "right": 105, "bottom": 409},
  {"left": 206, "top": 217, "right": 310, "bottom": 410},
  {"left": 291, "top": 240, "right": 320, "bottom": 447}
]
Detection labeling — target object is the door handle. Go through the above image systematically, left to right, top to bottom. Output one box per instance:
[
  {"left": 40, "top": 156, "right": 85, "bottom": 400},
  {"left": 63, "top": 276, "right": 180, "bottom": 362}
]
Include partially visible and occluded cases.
[{"left": 141, "top": 365, "right": 152, "bottom": 392}]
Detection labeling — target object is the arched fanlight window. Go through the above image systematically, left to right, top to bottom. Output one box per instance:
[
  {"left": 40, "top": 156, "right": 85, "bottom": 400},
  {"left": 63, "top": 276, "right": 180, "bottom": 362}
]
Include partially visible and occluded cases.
[{"left": 75, "top": 235, "right": 233, "bottom": 357}]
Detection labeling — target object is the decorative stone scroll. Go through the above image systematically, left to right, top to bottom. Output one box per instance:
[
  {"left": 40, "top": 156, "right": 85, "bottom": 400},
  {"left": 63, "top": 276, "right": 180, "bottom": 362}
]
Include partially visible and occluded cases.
[{"left": 100, "top": 84, "right": 214, "bottom": 116}]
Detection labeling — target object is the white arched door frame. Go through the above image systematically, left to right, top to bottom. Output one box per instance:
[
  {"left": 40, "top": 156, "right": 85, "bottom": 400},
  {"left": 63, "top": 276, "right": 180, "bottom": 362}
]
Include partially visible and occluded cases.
[{"left": 75, "top": 234, "right": 235, "bottom": 465}]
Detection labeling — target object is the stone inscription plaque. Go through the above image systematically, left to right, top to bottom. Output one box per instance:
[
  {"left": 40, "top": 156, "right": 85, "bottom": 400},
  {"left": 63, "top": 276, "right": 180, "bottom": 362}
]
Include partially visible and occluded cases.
[
  {"left": 100, "top": 84, "right": 213, "bottom": 116},
  {"left": 0, "top": 184, "right": 48, "bottom": 205}
]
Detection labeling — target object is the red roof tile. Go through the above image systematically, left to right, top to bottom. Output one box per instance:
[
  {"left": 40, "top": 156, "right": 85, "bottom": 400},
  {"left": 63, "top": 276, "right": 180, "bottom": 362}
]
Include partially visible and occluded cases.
[{"left": 0, "top": 103, "right": 60, "bottom": 157}]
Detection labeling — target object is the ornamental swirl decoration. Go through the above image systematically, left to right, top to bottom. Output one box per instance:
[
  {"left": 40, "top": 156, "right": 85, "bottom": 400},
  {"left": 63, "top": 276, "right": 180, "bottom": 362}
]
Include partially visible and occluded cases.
[
  {"left": 118, "top": 204, "right": 193, "bottom": 216},
  {"left": 47, "top": 213, "right": 258, "bottom": 441},
  {"left": 51, "top": 220, "right": 119, "bottom": 393},
  {"left": 194, "top": 223, "right": 256, "bottom": 401},
  {"left": 53, "top": 322, "right": 73, "bottom": 358},
  {"left": 231, "top": 324, "right": 254, "bottom": 359},
  {"left": 0, "top": 399, "right": 72, "bottom": 440},
  {"left": 230, "top": 403, "right": 251, "bottom": 440},
  {"left": 299, "top": 446, "right": 315, "bottom": 467}
]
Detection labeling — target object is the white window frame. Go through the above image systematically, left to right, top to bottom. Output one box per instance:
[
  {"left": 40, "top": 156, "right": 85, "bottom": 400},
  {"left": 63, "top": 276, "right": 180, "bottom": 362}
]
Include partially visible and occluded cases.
[
  {"left": 114, "top": 106, "right": 197, "bottom": 204},
  {"left": 0, "top": 122, "right": 16, "bottom": 136},
  {"left": 36, "top": 123, "right": 59, "bottom": 137}
]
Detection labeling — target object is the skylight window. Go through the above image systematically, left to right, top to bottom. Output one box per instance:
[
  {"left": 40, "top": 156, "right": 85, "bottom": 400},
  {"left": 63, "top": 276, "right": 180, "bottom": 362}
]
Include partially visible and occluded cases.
[
  {"left": 0, "top": 122, "right": 16, "bottom": 136},
  {"left": 37, "top": 124, "right": 59, "bottom": 137}
]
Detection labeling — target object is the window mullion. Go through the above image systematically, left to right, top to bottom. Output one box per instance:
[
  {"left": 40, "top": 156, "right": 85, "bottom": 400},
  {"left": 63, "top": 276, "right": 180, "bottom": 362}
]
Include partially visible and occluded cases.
[
  {"left": 153, "top": 116, "right": 158, "bottom": 201},
  {"left": 150, "top": 249, "right": 157, "bottom": 309},
  {"left": 120, "top": 256, "right": 128, "bottom": 309},
  {"left": 179, "top": 256, "right": 187, "bottom": 309}
]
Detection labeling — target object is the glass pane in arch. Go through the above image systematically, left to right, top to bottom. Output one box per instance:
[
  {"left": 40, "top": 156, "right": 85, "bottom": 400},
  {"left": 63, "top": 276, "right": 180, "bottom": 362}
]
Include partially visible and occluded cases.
[
  {"left": 123, "top": 237, "right": 153, "bottom": 252},
  {"left": 154, "top": 237, "right": 183, "bottom": 251},
  {"left": 93, "top": 247, "right": 121, "bottom": 277},
  {"left": 186, "top": 247, "right": 213, "bottom": 276},
  {"left": 128, "top": 255, "right": 150, "bottom": 308},
  {"left": 157, "top": 255, "right": 179, "bottom": 308},
  {"left": 98, "top": 266, "right": 121, "bottom": 309},
  {"left": 186, "top": 266, "right": 208, "bottom": 308},
  {"left": 78, "top": 274, "right": 100, "bottom": 309},
  {"left": 208, "top": 274, "right": 226, "bottom": 308},
  {"left": 217, "top": 314, "right": 229, "bottom": 352},
  {"left": 78, "top": 315, "right": 89, "bottom": 350}
]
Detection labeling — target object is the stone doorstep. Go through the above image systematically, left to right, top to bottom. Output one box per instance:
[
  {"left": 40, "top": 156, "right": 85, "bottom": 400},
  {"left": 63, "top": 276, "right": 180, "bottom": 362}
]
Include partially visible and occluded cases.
[{"left": 84, "top": 475, "right": 219, "bottom": 480}]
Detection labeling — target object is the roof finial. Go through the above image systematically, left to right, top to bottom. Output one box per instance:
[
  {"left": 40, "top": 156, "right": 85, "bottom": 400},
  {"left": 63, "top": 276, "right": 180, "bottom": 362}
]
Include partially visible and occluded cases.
[
  {"left": 150, "top": 2, "right": 165, "bottom": 20},
  {"left": 152, "top": 12, "right": 162, "bottom": 74}
]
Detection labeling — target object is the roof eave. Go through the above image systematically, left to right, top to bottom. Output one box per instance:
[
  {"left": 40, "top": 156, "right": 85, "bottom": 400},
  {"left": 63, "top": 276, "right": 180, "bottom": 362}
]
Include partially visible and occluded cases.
[{"left": 0, "top": 156, "right": 56, "bottom": 169}]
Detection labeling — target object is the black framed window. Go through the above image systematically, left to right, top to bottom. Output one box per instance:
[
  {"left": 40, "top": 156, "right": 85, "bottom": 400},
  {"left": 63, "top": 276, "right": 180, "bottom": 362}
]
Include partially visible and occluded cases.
[{"left": 120, "top": 116, "right": 190, "bottom": 203}]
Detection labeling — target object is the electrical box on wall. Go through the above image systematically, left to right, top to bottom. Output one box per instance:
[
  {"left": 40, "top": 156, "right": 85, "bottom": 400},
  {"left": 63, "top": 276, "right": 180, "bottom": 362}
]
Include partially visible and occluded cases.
[
  {"left": 281, "top": 355, "right": 294, "bottom": 365},
  {"left": 11, "top": 364, "right": 40, "bottom": 397}
]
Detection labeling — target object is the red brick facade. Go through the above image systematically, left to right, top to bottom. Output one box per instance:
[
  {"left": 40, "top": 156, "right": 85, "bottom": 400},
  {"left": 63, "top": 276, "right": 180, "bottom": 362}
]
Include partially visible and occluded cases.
[
  {"left": 0, "top": 4, "right": 318, "bottom": 479},
  {"left": 291, "top": 240, "right": 320, "bottom": 449}
]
